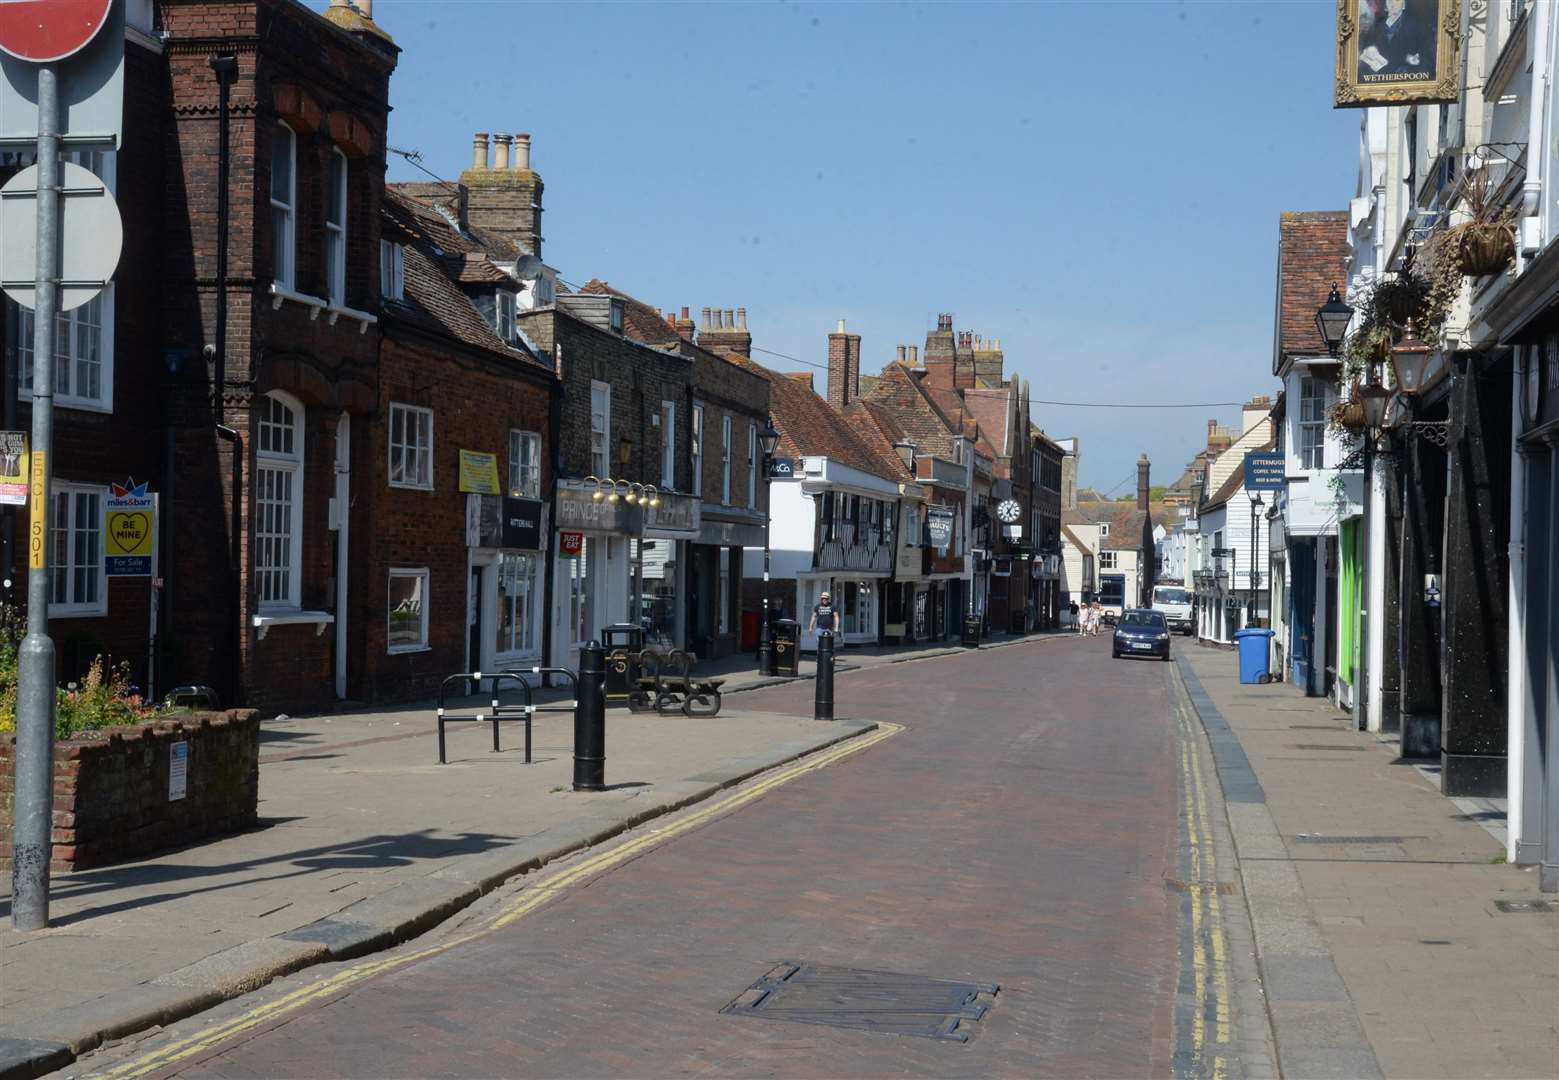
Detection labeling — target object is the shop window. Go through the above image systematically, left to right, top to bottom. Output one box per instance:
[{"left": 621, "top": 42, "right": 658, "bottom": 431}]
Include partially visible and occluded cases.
[
  {"left": 271, "top": 124, "right": 296, "bottom": 289},
  {"left": 324, "top": 150, "right": 347, "bottom": 306},
  {"left": 590, "top": 382, "right": 610, "bottom": 477},
  {"left": 255, "top": 392, "right": 304, "bottom": 610},
  {"left": 389, "top": 402, "right": 433, "bottom": 489},
  {"left": 508, "top": 429, "right": 541, "bottom": 497},
  {"left": 49, "top": 482, "right": 105, "bottom": 616},
  {"left": 567, "top": 536, "right": 591, "bottom": 646},
  {"left": 719, "top": 551, "right": 731, "bottom": 634},
  {"left": 497, "top": 552, "right": 539, "bottom": 658},
  {"left": 387, "top": 567, "right": 429, "bottom": 652}
]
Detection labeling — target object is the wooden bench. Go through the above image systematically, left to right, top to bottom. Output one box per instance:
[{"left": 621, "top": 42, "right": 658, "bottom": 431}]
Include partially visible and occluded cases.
[{"left": 626, "top": 647, "right": 724, "bottom": 717}]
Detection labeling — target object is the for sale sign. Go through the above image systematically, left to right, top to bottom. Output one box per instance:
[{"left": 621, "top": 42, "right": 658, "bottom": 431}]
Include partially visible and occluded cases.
[
  {"left": 0, "top": 0, "right": 113, "bottom": 63},
  {"left": 105, "top": 476, "right": 154, "bottom": 576}
]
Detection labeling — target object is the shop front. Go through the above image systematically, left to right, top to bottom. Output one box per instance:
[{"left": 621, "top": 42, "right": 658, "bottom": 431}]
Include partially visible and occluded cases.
[
  {"left": 551, "top": 482, "right": 636, "bottom": 671},
  {"left": 639, "top": 492, "right": 701, "bottom": 650},
  {"left": 466, "top": 493, "right": 548, "bottom": 679},
  {"left": 690, "top": 509, "right": 763, "bottom": 661}
]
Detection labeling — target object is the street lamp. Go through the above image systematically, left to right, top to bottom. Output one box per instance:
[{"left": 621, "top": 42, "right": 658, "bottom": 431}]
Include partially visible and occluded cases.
[
  {"left": 1315, "top": 284, "right": 1354, "bottom": 358},
  {"left": 1389, "top": 322, "right": 1432, "bottom": 397},
  {"left": 756, "top": 419, "right": 782, "bottom": 676}
]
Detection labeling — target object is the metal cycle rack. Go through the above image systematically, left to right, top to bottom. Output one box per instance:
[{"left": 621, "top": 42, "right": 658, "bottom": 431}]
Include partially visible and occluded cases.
[{"left": 435, "top": 671, "right": 541, "bottom": 765}]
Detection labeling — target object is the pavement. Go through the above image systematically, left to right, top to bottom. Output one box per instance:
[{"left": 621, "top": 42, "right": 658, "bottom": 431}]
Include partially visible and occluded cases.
[
  {"left": 0, "top": 630, "right": 1051, "bottom": 1079},
  {"left": 1173, "top": 643, "right": 1559, "bottom": 1080}
]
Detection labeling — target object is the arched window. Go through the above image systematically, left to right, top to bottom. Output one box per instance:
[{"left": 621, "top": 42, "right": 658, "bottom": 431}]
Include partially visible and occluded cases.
[{"left": 256, "top": 391, "right": 304, "bottom": 610}]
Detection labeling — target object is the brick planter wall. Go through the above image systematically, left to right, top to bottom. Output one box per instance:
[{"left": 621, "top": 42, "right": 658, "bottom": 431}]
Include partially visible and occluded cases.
[{"left": 0, "top": 710, "right": 260, "bottom": 873}]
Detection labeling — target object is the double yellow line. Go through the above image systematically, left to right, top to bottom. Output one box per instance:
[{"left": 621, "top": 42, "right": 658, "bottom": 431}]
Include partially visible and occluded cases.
[
  {"left": 1176, "top": 698, "right": 1233, "bottom": 1080},
  {"left": 96, "top": 722, "right": 902, "bottom": 1079}
]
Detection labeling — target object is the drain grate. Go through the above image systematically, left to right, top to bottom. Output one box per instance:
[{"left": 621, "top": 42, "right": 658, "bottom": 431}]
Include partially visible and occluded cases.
[
  {"left": 1292, "top": 834, "right": 1423, "bottom": 844},
  {"left": 1495, "top": 899, "right": 1559, "bottom": 914},
  {"left": 721, "top": 961, "right": 998, "bottom": 1042}
]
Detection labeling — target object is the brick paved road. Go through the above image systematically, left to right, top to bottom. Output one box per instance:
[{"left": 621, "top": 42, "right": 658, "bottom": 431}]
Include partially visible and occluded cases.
[{"left": 113, "top": 638, "right": 1192, "bottom": 1078}]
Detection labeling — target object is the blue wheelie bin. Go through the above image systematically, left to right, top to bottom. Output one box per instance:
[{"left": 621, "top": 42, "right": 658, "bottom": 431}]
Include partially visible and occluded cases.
[{"left": 1234, "top": 628, "right": 1275, "bottom": 684}]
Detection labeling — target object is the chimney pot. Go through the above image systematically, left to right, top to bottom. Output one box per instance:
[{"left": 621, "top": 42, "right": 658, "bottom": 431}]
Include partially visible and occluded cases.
[
  {"left": 358, "top": 0, "right": 374, "bottom": 16},
  {"left": 472, "top": 132, "right": 490, "bottom": 170},
  {"left": 492, "top": 133, "right": 512, "bottom": 170},
  {"left": 513, "top": 133, "right": 531, "bottom": 170},
  {"left": 701, "top": 306, "right": 711, "bottom": 329},
  {"left": 737, "top": 306, "right": 747, "bottom": 330},
  {"left": 724, "top": 308, "right": 735, "bottom": 329},
  {"left": 836, "top": 319, "right": 846, "bottom": 334},
  {"left": 897, "top": 345, "right": 906, "bottom": 363},
  {"left": 910, "top": 345, "right": 918, "bottom": 364}
]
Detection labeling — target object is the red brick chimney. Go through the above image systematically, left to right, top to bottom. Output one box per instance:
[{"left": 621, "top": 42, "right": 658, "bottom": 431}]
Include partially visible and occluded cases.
[
  {"left": 675, "top": 306, "right": 695, "bottom": 342},
  {"left": 923, "top": 313, "right": 956, "bottom": 390},
  {"left": 827, "top": 319, "right": 861, "bottom": 410},
  {"left": 1137, "top": 453, "right": 1151, "bottom": 510}
]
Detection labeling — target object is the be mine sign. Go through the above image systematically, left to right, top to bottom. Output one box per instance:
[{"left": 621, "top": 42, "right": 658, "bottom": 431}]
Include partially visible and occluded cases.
[{"left": 105, "top": 477, "right": 154, "bottom": 576}]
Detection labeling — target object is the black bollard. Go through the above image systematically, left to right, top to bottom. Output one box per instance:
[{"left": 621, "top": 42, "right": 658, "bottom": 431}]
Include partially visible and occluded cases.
[
  {"left": 814, "top": 630, "right": 835, "bottom": 721},
  {"left": 574, "top": 641, "right": 606, "bottom": 791}
]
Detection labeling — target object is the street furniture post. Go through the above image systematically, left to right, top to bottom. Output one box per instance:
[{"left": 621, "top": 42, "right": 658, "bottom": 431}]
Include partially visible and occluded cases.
[
  {"left": 12, "top": 64, "right": 61, "bottom": 932},
  {"left": 814, "top": 629, "right": 835, "bottom": 721},
  {"left": 574, "top": 641, "right": 606, "bottom": 791}
]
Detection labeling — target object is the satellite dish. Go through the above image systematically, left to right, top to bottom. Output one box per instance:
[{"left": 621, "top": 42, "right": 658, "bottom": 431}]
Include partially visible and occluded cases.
[{"left": 512, "top": 253, "right": 544, "bottom": 281}]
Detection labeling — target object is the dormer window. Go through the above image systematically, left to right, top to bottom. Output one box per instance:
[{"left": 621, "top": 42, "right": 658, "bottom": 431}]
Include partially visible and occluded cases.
[
  {"left": 380, "top": 240, "right": 404, "bottom": 301},
  {"left": 496, "top": 290, "right": 517, "bottom": 342},
  {"left": 609, "top": 298, "right": 624, "bottom": 334}
]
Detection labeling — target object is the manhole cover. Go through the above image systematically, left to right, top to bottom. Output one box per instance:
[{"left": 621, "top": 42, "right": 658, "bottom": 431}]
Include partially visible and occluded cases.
[
  {"left": 1495, "top": 899, "right": 1559, "bottom": 914},
  {"left": 721, "top": 961, "right": 998, "bottom": 1042}
]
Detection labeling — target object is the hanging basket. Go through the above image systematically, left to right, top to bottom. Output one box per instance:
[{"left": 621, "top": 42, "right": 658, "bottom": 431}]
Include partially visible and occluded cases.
[
  {"left": 1455, "top": 222, "right": 1514, "bottom": 277},
  {"left": 1371, "top": 276, "right": 1428, "bottom": 326},
  {"left": 1330, "top": 399, "right": 1366, "bottom": 433}
]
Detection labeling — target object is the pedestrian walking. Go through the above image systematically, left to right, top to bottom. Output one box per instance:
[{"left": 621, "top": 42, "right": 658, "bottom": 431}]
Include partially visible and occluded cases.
[{"left": 809, "top": 590, "right": 838, "bottom": 638}]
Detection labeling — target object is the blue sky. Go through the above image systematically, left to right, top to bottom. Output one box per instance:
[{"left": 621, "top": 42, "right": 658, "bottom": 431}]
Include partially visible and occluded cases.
[{"left": 376, "top": 0, "right": 1359, "bottom": 492}]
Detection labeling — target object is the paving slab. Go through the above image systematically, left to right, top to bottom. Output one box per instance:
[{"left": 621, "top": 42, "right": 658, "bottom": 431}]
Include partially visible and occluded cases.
[{"left": 1177, "top": 646, "right": 1559, "bottom": 1080}]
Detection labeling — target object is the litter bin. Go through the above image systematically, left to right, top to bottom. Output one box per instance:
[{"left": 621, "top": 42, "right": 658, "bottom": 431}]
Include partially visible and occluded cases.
[
  {"left": 961, "top": 614, "right": 982, "bottom": 648},
  {"left": 771, "top": 618, "right": 800, "bottom": 676},
  {"left": 601, "top": 623, "right": 646, "bottom": 702},
  {"left": 1234, "top": 628, "right": 1275, "bottom": 684}
]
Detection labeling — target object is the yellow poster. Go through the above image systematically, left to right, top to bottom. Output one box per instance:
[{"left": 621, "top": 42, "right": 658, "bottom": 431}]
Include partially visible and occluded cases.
[
  {"left": 0, "top": 431, "right": 27, "bottom": 506},
  {"left": 458, "top": 449, "right": 501, "bottom": 495},
  {"left": 27, "top": 451, "right": 44, "bottom": 568}
]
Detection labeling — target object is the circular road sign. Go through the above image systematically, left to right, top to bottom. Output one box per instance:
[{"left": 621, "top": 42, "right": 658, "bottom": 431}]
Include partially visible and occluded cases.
[
  {"left": 0, "top": 0, "right": 113, "bottom": 63},
  {"left": 0, "top": 162, "right": 123, "bottom": 312}
]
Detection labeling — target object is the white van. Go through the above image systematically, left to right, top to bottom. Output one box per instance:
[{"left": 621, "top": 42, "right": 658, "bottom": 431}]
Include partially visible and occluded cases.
[{"left": 1151, "top": 584, "right": 1194, "bottom": 635}]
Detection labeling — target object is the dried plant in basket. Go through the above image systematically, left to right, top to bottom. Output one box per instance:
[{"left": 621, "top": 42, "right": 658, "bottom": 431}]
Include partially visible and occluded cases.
[{"left": 1442, "top": 167, "right": 1516, "bottom": 278}]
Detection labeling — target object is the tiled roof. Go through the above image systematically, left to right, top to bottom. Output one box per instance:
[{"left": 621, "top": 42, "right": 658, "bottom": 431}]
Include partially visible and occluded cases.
[
  {"left": 380, "top": 187, "right": 547, "bottom": 370},
  {"left": 1276, "top": 211, "right": 1350, "bottom": 368},
  {"left": 579, "top": 279, "right": 682, "bottom": 347},
  {"left": 724, "top": 355, "right": 904, "bottom": 484},
  {"left": 860, "top": 364, "right": 960, "bottom": 458},
  {"left": 962, "top": 388, "right": 1012, "bottom": 458},
  {"left": 1199, "top": 437, "right": 1276, "bottom": 511}
]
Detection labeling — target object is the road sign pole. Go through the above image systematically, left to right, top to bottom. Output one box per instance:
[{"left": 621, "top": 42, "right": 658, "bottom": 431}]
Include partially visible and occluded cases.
[{"left": 13, "top": 64, "right": 60, "bottom": 932}]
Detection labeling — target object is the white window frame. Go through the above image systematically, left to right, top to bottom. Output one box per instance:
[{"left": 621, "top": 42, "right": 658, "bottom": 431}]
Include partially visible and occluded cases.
[
  {"left": 271, "top": 123, "right": 296, "bottom": 289},
  {"left": 325, "top": 149, "right": 347, "bottom": 306},
  {"left": 380, "top": 240, "right": 405, "bottom": 301},
  {"left": 496, "top": 290, "right": 516, "bottom": 343},
  {"left": 1299, "top": 375, "right": 1327, "bottom": 470},
  {"left": 590, "top": 381, "right": 611, "bottom": 477},
  {"left": 255, "top": 391, "right": 305, "bottom": 612},
  {"left": 660, "top": 400, "right": 676, "bottom": 488},
  {"left": 388, "top": 402, "right": 434, "bottom": 490},
  {"left": 691, "top": 402, "right": 704, "bottom": 493},
  {"left": 721, "top": 414, "right": 732, "bottom": 504},
  {"left": 747, "top": 421, "right": 757, "bottom": 508},
  {"left": 508, "top": 429, "right": 541, "bottom": 498},
  {"left": 48, "top": 481, "right": 106, "bottom": 617},
  {"left": 1099, "top": 522, "right": 1110, "bottom": 538},
  {"left": 1100, "top": 550, "right": 1119, "bottom": 570},
  {"left": 496, "top": 551, "right": 541, "bottom": 659},
  {"left": 386, "top": 567, "right": 431, "bottom": 653}
]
